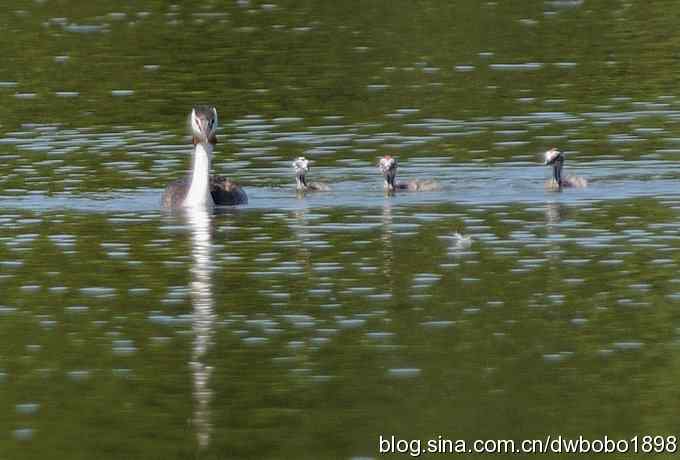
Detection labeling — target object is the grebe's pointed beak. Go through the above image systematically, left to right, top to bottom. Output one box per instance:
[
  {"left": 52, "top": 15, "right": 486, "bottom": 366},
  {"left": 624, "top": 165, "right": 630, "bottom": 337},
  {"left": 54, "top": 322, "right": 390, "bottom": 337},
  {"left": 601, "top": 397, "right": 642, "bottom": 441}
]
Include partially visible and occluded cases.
[{"left": 199, "top": 119, "right": 211, "bottom": 141}]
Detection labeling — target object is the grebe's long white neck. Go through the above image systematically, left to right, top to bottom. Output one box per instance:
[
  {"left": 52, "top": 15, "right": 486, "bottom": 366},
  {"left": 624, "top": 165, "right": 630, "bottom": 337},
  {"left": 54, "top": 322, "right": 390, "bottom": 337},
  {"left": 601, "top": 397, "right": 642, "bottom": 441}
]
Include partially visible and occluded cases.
[{"left": 184, "top": 143, "right": 213, "bottom": 207}]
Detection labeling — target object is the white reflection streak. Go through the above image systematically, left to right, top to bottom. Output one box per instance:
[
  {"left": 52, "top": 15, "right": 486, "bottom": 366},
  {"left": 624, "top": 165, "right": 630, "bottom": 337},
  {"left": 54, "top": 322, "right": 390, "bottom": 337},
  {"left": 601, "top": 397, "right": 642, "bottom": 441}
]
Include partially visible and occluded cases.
[
  {"left": 381, "top": 201, "right": 394, "bottom": 280},
  {"left": 544, "top": 202, "right": 564, "bottom": 265},
  {"left": 545, "top": 202, "right": 562, "bottom": 227},
  {"left": 187, "top": 207, "right": 215, "bottom": 449},
  {"left": 291, "top": 209, "right": 312, "bottom": 264}
]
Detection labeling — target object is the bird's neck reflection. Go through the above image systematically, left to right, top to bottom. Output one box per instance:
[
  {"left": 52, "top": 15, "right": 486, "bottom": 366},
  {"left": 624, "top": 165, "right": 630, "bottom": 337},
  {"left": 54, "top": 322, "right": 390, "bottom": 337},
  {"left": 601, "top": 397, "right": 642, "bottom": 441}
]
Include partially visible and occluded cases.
[
  {"left": 381, "top": 202, "right": 394, "bottom": 280},
  {"left": 544, "top": 202, "right": 565, "bottom": 266},
  {"left": 184, "top": 207, "right": 215, "bottom": 449}
]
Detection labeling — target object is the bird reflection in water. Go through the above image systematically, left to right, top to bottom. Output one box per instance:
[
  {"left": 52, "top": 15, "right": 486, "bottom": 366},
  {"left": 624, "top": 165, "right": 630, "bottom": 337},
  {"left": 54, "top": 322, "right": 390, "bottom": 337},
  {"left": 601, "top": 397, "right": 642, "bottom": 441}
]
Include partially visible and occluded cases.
[
  {"left": 380, "top": 201, "right": 395, "bottom": 282},
  {"left": 544, "top": 202, "right": 566, "bottom": 267},
  {"left": 544, "top": 202, "right": 564, "bottom": 227},
  {"left": 185, "top": 207, "right": 216, "bottom": 449},
  {"left": 290, "top": 208, "right": 314, "bottom": 271}
]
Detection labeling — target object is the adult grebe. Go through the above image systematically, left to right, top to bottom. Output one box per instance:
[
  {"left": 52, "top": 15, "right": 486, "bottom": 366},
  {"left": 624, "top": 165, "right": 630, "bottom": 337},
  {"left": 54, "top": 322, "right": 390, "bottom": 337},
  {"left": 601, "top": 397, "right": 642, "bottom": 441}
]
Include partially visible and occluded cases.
[
  {"left": 162, "top": 106, "right": 247, "bottom": 208},
  {"left": 544, "top": 148, "right": 588, "bottom": 190},
  {"left": 378, "top": 155, "right": 439, "bottom": 192},
  {"left": 292, "top": 156, "right": 330, "bottom": 192}
]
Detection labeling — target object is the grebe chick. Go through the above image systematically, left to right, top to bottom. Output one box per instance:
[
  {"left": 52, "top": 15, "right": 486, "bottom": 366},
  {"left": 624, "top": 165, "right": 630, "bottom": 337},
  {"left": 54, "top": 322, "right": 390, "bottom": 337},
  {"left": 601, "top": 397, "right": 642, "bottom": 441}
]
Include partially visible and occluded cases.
[
  {"left": 162, "top": 106, "right": 247, "bottom": 208},
  {"left": 544, "top": 148, "right": 588, "bottom": 190},
  {"left": 378, "top": 155, "right": 439, "bottom": 192},
  {"left": 292, "top": 156, "right": 330, "bottom": 192}
]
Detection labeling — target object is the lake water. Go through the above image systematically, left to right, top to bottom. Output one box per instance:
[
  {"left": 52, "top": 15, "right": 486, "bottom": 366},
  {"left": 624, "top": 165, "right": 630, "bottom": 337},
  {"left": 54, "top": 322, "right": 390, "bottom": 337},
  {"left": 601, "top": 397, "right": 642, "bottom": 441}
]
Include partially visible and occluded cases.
[{"left": 1, "top": 1, "right": 680, "bottom": 459}]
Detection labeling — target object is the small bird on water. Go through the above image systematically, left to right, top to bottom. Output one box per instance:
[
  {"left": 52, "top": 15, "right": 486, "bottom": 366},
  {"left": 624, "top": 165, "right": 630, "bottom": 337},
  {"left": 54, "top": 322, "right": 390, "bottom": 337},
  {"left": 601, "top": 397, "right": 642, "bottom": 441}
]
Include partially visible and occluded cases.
[
  {"left": 162, "top": 106, "right": 247, "bottom": 209},
  {"left": 543, "top": 147, "right": 588, "bottom": 190},
  {"left": 378, "top": 155, "right": 439, "bottom": 192},
  {"left": 292, "top": 156, "right": 330, "bottom": 192}
]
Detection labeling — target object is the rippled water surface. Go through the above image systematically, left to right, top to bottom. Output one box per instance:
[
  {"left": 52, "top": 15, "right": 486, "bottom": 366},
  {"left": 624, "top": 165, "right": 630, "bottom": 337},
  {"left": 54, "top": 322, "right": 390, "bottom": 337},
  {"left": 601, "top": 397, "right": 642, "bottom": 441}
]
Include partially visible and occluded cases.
[{"left": 2, "top": 1, "right": 680, "bottom": 459}]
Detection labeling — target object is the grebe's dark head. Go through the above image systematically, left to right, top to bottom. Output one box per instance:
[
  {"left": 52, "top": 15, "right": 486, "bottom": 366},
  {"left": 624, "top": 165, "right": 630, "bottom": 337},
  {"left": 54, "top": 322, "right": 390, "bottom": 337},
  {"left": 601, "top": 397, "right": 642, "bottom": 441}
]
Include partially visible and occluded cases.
[
  {"left": 190, "top": 106, "right": 218, "bottom": 145},
  {"left": 544, "top": 148, "right": 564, "bottom": 186},
  {"left": 379, "top": 155, "right": 398, "bottom": 190},
  {"left": 292, "top": 156, "right": 310, "bottom": 189}
]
